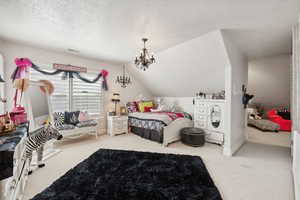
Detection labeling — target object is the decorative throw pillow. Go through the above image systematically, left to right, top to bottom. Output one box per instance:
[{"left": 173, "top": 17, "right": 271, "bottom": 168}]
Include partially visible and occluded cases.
[
  {"left": 138, "top": 101, "right": 154, "bottom": 112},
  {"left": 126, "top": 102, "right": 139, "bottom": 113},
  {"left": 159, "top": 103, "right": 170, "bottom": 112},
  {"left": 143, "top": 106, "right": 152, "bottom": 112},
  {"left": 64, "top": 111, "right": 80, "bottom": 125},
  {"left": 78, "top": 111, "right": 90, "bottom": 122},
  {"left": 278, "top": 111, "right": 291, "bottom": 120},
  {"left": 53, "top": 112, "right": 65, "bottom": 128},
  {"left": 76, "top": 120, "right": 98, "bottom": 128}
]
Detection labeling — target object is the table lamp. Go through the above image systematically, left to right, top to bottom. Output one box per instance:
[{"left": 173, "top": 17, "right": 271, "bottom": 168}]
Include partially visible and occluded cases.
[{"left": 111, "top": 93, "right": 120, "bottom": 116}]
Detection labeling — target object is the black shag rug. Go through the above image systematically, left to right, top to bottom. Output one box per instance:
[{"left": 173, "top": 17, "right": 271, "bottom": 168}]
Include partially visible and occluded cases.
[{"left": 31, "top": 149, "right": 222, "bottom": 200}]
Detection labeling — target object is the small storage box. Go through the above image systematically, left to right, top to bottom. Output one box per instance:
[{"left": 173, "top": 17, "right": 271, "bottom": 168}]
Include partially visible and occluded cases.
[{"left": 180, "top": 127, "right": 206, "bottom": 147}]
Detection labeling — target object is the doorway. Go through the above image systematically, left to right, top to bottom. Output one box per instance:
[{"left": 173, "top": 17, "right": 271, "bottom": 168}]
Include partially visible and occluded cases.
[{"left": 246, "top": 55, "right": 291, "bottom": 148}]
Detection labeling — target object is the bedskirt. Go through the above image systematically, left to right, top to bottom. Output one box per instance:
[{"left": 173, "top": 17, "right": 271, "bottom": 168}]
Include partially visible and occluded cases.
[{"left": 130, "top": 126, "right": 163, "bottom": 144}]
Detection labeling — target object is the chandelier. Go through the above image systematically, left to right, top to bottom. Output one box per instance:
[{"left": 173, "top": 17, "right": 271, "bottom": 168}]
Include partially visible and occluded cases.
[
  {"left": 134, "top": 38, "right": 155, "bottom": 71},
  {"left": 116, "top": 65, "right": 131, "bottom": 88}
]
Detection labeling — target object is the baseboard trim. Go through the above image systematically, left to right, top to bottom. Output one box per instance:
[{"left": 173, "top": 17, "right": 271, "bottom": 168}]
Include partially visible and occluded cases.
[
  {"left": 223, "top": 139, "right": 245, "bottom": 156},
  {"left": 294, "top": 167, "right": 299, "bottom": 200}
]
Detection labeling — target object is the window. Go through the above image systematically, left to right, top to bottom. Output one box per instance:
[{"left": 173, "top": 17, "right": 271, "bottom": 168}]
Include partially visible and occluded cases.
[
  {"left": 29, "top": 67, "right": 103, "bottom": 116},
  {"left": 73, "top": 73, "right": 103, "bottom": 115}
]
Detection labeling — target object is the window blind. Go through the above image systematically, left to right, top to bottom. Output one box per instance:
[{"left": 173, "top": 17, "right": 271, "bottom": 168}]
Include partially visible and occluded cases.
[
  {"left": 29, "top": 67, "right": 69, "bottom": 112},
  {"left": 29, "top": 68, "right": 103, "bottom": 116},
  {"left": 73, "top": 73, "right": 103, "bottom": 115}
]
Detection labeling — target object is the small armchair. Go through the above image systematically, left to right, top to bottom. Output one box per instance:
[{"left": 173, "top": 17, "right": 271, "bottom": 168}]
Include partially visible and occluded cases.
[{"left": 267, "top": 109, "right": 291, "bottom": 131}]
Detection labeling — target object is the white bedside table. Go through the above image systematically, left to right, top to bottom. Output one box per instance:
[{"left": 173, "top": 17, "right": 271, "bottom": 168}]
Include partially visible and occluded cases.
[
  {"left": 107, "top": 115, "right": 128, "bottom": 136},
  {"left": 97, "top": 117, "right": 106, "bottom": 135}
]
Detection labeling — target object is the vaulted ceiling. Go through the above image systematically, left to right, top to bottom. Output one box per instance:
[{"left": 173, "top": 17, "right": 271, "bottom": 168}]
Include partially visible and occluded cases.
[{"left": 0, "top": 0, "right": 299, "bottom": 63}]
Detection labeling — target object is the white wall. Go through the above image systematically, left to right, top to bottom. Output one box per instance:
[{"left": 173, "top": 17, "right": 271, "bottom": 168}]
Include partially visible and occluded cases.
[
  {"left": 292, "top": 22, "right": 300, "bottom": 200},
  {"left": 128, "top": 30, "right": 228, "bottom": 97},
  {"left": 152, "top": 30, "right": 248, "bottom": 157},
  {"left": 222, "top": 30, "right": 248, "bottom": 156},
  {"left": 0, "top": 38, "right": 6, "bottom": 113},
  {"left": 0, "top": 40, "right": 153, "bottom": 115},
  {"left": 0, "top": 53, "right": 4, "bottom": 113},
  {"left": 248, "top": 55, "right": 291, "bottom": 107},
  {"left": 156, "top": 97, "right": 194, "bottom": 116},
  {"left": 293, "top": 131, "right": 300, "bottom": 200}
]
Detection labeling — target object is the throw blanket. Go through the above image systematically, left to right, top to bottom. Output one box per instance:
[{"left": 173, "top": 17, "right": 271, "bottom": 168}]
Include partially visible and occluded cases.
[
  {"left": 129, "top": 112, "right": 192, "bottom": 133},
  {"left": 0, "top": 126, "right": 27, "bottom": 180}
]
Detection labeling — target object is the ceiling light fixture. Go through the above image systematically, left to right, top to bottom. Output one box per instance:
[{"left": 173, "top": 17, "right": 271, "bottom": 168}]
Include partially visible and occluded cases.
[
  {"left": 134, "top": 38, "right": 155, "bottom": 71},
  {"left": 116, "top": 65, "right": 131, "bottom": 88}
]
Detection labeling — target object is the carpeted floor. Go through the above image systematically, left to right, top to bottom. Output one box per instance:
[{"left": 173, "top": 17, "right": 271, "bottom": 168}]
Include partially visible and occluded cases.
[
  {"left": 246, "top": 126, "right": 291, "bottom": 147},
  {"left": 24, "top": 133, "right": 293, "bottom": 200},
  {"left": 31, "top": 149, "right": 222, "bottom": 200}
]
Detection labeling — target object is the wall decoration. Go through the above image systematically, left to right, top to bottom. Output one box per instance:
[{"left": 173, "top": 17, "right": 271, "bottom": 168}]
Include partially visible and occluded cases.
[
  {"left": 134, "top": 38, "right": 156, "bottom": 71},
  {"left": 11, "top": 58, "right": 109, "bottom": 91},
  {"left": 53, "top": 63, "right": 87, "bottom": 73},
  {"left": 242, "top": 85, "right": 254, "bottom": 108}
]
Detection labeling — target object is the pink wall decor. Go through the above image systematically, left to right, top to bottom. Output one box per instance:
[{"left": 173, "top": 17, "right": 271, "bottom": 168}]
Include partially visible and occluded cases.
[{"left": 53, "top": 63, "right": 87, "bottom": 72}]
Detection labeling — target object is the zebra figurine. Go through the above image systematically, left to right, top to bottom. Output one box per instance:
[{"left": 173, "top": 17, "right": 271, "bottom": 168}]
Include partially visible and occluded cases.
[{"left": 24, "top": 124, "right": 63, "bottom": 175}]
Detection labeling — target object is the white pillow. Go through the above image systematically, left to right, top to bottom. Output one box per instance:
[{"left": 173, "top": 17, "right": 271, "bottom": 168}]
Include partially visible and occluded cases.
[{"left": 150, "top": 108, "right": 161, "bottom": 112}]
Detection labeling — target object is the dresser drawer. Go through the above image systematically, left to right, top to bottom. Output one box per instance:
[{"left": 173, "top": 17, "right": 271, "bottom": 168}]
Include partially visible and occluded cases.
[
  {"left": 195, "top": 102, "right": 207, "bottom": 108},
  {"left": 195, "top": 107, "right": 207, "bottom": 115},
  {"left": 107, "top": 115, "right": 128, "bottom": 136},
  {"left": 195, "top": 115, "right": 207, "bottom": 121},
  {"left": 112, "top": 116, "right": 128, "bottom": 121},
  {"left": 194, "top": 120, "right": 207, "bottom": 129},
  {"left": 123, "top": 121, "right": 128, "bottom": 128},
  {"left": 113, "top": 122, "right": 123, "bottom": 131},
  {"left": 205, "top": 131, "right": 224, "bottom": 145}
]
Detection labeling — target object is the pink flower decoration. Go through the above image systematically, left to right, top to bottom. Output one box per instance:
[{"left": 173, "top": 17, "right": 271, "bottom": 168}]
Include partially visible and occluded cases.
[
  {"left": 14, "top": 58, "right": 32, "bottom": 79},
  {"left": 15, "top": 58, "right": 32, "bottom": 67},
  {"left": 100, "top": 69, "right": 109, "bottom": 78},
  {"left": 100, "top": 69, "right": 109, "bottom": 90}
]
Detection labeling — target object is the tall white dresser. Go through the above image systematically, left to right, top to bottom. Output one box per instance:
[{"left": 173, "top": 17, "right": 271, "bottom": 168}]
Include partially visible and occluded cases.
[{"left": 194, "top": 98, "right": 225, "bottom": 145}]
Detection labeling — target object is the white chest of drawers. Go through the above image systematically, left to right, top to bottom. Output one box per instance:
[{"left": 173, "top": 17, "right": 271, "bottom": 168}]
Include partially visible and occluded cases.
[
  {"left": 194, "top": 99, "right": 225, "bottom": 145},
  {"left": 107, "top": 115, "right": 128, "bottom": 136}
]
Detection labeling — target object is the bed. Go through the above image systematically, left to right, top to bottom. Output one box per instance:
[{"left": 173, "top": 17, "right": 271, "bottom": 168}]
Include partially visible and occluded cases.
[{"left": 128, "top": 112, "right": 193, "bottom": 146}]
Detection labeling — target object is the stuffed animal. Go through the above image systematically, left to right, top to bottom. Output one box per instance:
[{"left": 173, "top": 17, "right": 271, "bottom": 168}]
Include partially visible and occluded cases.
[
  {"left": 249, "top": 113, "right": 262, "bottom": 120},
  {"left": 23, "top": 124, "right": 63, "bottom": 175}
]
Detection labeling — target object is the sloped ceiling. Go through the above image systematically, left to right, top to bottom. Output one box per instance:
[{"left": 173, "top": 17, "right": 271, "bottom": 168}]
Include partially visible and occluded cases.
[
  {"left": 0, "top": 0, "right": 299, "bottom": 63},
  {"left": 0, "top": 1, "right": 299, "bottom": 97},
  {"left": 128, "top": 31, "right": 229, "bottom": 97}
]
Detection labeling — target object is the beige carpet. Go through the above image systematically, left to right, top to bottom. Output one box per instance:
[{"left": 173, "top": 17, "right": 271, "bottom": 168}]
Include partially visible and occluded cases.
[
  {"left": 247, "top": 126, "right": 291, "bottom": 147},
  {"left": 24, "top": 133, "right": 294, "bottom": 200}
]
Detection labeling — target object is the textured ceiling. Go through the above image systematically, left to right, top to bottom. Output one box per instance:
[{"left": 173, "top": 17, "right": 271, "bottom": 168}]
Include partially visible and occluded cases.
[{"left": 0, "top": 0, "right": 299, "bottom": 63}]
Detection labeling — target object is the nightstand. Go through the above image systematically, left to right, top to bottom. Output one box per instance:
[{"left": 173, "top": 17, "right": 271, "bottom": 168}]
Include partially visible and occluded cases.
[
  {"left": 107, "top": 115, "right": 128, "bottom": 136},
  {"left": 97, "top": 117, "right": 106, "bottom": 135}
]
